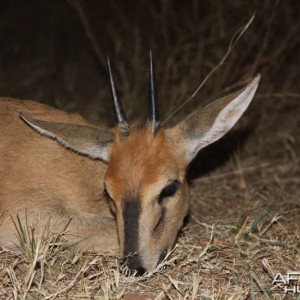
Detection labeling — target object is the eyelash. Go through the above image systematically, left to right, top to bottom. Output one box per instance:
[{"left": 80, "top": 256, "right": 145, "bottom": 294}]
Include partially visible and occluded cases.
[{"left": 158, "top": 180, "right": 180, "bottom": 204}]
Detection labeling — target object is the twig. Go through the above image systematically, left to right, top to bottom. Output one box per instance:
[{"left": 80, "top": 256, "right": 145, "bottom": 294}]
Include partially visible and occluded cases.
[
  {"left": 67, "top": 0, "right": 106, "bottom": 68},
  {"left": 249, "top": 0, "right": 280, "bottom": 75},
  {"left": 162, "top": 14, "right": 255, "bottom": 124},
  {"left": 256, "top": 93, "right": 300, "bottom": 99},
  {"left": 193, "top": 162, "right": 270, "bottom": 182},
  {"left": 198, "top": 224, "right": 214, "bottom": 258},
  {"left": 45, "top": 261, "right": 89, "bottom": 299},
  {"left": 250, "top": 270, "right": 270, "bottom": 299}
]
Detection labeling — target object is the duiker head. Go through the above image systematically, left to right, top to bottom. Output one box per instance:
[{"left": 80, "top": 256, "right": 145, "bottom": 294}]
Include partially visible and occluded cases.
[{"left": 21, "top": 54, "right": 260, "bottom": 275}]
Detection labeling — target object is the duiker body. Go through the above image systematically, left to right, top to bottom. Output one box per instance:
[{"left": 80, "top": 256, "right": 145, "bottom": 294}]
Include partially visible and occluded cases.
[{"left": 0, "top": 55, "right": 260, "bottom": 274}]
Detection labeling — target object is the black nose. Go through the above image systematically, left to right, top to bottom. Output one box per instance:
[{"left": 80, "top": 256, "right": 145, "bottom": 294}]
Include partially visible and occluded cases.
[
  {"left": 158, "top": 248, "right": 168, "bottom": 264},
  {"left": 121, "top": 257, "right": 146, "bottom": 276},
  {"left": 135, "top": 267, "right": 146, "bottom": 276}
]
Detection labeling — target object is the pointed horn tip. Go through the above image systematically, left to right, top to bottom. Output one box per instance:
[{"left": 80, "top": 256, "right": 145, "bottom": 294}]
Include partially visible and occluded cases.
[
  {"left": 149, "top": 52, "right": 154, "bottom": 70},
  {"left": 107, "top": 57, "right": 128, "bottom": 125}
]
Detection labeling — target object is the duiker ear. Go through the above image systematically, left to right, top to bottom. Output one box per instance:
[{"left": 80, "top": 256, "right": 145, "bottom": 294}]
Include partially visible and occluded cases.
[
  {"left": 168, "top": 74, "right": 260, "bottom": 163},
  {"left": 20, "top": 114, "right": 114, "bottom": 162}
]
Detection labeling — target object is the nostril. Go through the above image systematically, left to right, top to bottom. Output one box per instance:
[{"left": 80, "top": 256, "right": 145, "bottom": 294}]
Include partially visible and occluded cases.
[
  {"left": 121, "top": 256, "right": 146, "bottom": 276},
  {"left": 135, "top": 267, "right": 146, "bottom": 276}
]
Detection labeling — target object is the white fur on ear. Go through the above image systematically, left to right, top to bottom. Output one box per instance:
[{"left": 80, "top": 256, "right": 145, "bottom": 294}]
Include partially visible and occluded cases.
[
  {"left": 186, "top": 74, "right": 260, "bottom": 162},
  {"left": 20, "top": 113, "right": 59, "bottom": 138},
  {"left": 20, "top": 114, "right": 113, "bottom": 162}
]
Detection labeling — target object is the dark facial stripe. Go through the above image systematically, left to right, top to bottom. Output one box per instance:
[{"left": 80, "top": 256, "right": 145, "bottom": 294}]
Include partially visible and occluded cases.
[{"left": 123, "top": 199, "right": 141, "bottom": 256}]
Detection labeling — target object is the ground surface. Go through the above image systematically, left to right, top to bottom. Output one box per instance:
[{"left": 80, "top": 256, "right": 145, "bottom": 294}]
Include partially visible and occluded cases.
[{"left": 0, "top": 0, "right": 299, "bottom": 299}]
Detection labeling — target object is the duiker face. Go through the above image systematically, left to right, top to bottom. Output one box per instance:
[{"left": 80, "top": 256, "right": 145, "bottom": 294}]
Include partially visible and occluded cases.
[
  {"left": 20, "top": 53, "right": 260, "bottom": 275},
  {"left": 104, "top": 127, "right": 189, "bottom": 273}
]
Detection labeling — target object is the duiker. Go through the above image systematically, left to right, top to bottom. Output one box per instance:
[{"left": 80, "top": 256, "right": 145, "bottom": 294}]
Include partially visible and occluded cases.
[{"left": 0, "top": 54, "right": 260, "bottom": 275}]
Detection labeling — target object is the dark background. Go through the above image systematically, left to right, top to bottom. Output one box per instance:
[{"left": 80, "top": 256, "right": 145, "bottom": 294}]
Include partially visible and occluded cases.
[
  {"left": 0, "top": 0, "right": 299, "bottom": 178},
  {"left": 1, "top": 1, "right": 299, "bottom": 117}
]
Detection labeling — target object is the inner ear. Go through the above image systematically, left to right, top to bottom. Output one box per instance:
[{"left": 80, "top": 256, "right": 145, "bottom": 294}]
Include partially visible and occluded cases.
[
  {"left": 166, "top": 74, "right": 260, "bottom": 163},
  {"left": 20, "top": 114, "right": 114, "bottom": 162}
]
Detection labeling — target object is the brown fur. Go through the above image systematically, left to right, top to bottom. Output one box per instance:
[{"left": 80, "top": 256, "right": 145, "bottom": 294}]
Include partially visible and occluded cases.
[
  {"left": 0, "top": 76, "right": 259, "bottom": 272},
  {"left": 0, "top": 98, "right": 117, "bottom": 251},
  {"left": 0, "top": 99, "right": 189, "bottom": 269},
  {"left": 105, "top": 125, "right": 189, "bottom": 268},
  {"left": 106, "top": 125, "right": 186, "bottom": 199}
]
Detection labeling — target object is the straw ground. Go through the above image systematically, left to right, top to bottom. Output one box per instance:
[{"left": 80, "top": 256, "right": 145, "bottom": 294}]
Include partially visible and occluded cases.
[{"left": 0, "top": 0, "right": 299, "bottom": 298}]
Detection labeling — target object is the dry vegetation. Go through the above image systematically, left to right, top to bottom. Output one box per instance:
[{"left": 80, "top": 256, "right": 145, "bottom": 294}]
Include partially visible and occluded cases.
[{"left": 0, "top": 0, "right": 299, "bottom": 299}]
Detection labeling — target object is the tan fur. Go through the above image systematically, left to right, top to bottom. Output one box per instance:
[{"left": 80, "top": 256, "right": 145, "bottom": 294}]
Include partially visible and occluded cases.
[
  {"left": 0, "top": 75, "right": 259, "bottom": 272},
  {"left": 0, "top": 98, "right": 117, "bottom": 251},
  {"left": 0, "top": 100, "right": 189, "bottom": 270},
  {"left": 105, "top": 125, "right": 189, "bottom": 268},
  {"left": 106, "top": 125, "right": 185, "bottom": 198}
]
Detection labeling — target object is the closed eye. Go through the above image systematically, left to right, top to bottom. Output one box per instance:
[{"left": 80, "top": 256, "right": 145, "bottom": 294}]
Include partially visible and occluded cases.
[{"left": 158, "top": 180, "right": 180, "bottom": 204}]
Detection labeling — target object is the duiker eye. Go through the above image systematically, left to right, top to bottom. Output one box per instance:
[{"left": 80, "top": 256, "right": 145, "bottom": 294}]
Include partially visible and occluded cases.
[{"left": 159, "top": 180, "right": 180, "bottom": 203}]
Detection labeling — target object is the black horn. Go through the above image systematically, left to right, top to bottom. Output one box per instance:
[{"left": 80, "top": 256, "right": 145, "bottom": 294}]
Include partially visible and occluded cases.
[
  {"left": 148, "top": 51, "right": 159, "bottom": 135},
  {"left": 107, "top": 57, "right": 128, "bottom": 127}
]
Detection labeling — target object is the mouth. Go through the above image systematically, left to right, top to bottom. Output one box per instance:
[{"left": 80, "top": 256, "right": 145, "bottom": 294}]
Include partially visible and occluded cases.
[
  {"left": 121, "top": 247, "right": 170, "bottom": 276},
  {"left": 121, "top": 255, "right": 146, "bottom": 276}
]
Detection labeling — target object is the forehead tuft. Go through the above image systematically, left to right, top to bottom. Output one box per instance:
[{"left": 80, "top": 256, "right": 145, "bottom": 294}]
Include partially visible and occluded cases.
[{"left": 105, "top": 125, "right": 177, "bottom": 190}]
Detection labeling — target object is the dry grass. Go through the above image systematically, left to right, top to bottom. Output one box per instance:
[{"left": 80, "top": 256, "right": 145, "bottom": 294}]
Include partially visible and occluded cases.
[{"left": 0, "top": 0, "right": 299, "bottom": 298}]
